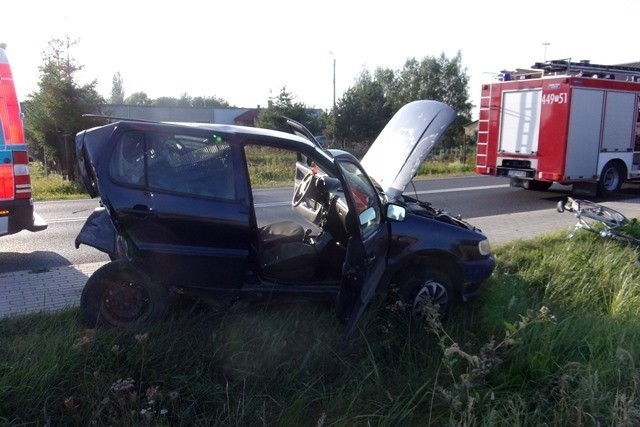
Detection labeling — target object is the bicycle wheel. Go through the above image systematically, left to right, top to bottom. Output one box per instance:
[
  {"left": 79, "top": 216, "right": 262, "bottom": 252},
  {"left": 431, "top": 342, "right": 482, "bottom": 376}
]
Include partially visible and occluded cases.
[
  {"left": 576, "top": 200, "right": 627, "bottom": 228},
  {"left": 608, "top": 230, "right": 640, "bottom": 248}
]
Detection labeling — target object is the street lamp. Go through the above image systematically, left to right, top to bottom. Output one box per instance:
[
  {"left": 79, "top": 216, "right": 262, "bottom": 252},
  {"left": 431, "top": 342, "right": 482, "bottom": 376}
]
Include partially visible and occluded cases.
[
  {"left": 542, "top": 42, "right": 550, "bottom": 62},
  {"left": 329, "top": 51, "right": 336, "bottom": 141},
  {"left": 329, "top": 51, "right": 336, "bottom": 110}
]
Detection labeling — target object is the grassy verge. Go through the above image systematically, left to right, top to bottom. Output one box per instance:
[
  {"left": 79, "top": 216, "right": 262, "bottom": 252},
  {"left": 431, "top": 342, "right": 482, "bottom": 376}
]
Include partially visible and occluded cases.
[
  {"left": 417, "top": 158, "right": 475, "bottom": 177},
  {"left": 30, "top": 164, "right": 88, "bottom": 201},
  {"left": 2, "top": 230, "right": 640, "bottom": 425}
]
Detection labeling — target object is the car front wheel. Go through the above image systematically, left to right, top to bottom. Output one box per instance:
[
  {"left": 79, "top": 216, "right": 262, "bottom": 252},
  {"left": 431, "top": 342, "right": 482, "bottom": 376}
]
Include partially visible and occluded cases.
[
  {"left": 80, "top": 260, "right": 169, "bottom": 328},
  {"left": 394, "top": 268, "right": 454, "bottom": 322}
]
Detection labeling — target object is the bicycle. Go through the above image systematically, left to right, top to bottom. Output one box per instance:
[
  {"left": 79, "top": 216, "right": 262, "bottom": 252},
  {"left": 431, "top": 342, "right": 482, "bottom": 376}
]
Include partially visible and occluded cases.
[{"left": 556, "top": 197, "right": 640, "bottom": 248}]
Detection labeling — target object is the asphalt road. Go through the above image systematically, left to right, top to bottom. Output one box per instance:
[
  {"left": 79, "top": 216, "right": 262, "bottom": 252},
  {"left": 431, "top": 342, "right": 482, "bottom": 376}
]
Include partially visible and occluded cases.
[{"left": 2, "top": 174, "right": 640, "bottom": 274}]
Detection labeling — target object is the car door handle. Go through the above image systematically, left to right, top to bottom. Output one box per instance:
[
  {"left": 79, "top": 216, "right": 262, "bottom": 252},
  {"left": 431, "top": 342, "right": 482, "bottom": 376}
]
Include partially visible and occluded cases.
[{"left": 121, "top": 205, "right": 155, "bottom": 219}]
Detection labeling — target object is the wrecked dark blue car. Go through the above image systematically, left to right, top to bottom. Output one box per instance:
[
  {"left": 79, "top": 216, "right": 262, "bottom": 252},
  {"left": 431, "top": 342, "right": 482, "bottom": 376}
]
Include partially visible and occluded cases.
[{"left": 75, "top": 100, "right": 495, "bottom": 333}]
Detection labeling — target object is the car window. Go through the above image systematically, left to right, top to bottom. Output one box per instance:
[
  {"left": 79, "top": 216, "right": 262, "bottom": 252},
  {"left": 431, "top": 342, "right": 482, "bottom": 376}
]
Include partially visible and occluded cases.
[
  {"left": 109, "top": 130, "right": 236, "bottom": 200},
  {"left": 109, "top": 131, "right": 145, "bottom": 185},
  {"left": 244, "top": 144, "right": 297, "bottom": 187},
  {"left": 338, "top": 161, "right": 381, "bottom": 239}
]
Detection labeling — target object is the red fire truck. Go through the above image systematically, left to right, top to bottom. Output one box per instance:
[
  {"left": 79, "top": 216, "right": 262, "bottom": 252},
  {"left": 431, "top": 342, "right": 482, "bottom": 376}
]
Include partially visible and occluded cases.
[
  {"left": 0, "top": 44, "right": 47, "bottom": 237},
  {"left": 475, "top": 59, "right": 640, "bottom": 196}
]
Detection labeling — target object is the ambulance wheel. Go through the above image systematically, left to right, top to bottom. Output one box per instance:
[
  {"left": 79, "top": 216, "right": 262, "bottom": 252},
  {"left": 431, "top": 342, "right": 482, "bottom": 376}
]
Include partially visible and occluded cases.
[
  {"left": 598, "top": 161, "right": 624, "bottom": 197},
  {"left": 80, "top": 260, "right": 169, "bottom": 328}
]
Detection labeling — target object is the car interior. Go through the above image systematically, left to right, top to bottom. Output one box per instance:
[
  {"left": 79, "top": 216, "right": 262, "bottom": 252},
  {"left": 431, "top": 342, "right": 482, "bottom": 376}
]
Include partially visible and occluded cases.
[{"left": 245, "top": 145, "right": 351, "bottom": 283}]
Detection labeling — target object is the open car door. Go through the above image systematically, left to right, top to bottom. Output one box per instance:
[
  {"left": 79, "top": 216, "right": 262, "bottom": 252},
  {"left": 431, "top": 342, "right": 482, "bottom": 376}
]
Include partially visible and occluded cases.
[
  {"left": 337, "top": 100, "right": 458, "bottom": 335},
  {"left": 335, "top": 159, "right": 389, "bottom": 336}
]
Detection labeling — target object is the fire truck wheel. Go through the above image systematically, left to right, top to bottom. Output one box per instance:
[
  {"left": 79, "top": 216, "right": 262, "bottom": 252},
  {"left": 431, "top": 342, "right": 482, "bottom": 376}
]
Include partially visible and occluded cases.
[
  {"left": 598, "top": 161, "right": 624, "bottom": 196},
  {"left": 523, "top": 180, "right": 552, "bottom": 191}
]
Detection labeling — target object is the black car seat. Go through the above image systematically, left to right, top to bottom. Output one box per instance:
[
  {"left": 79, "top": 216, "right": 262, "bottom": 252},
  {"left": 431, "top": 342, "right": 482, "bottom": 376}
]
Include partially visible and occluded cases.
[
  {"left": 259, "top": 221, "right": 316, "bottom": 280},
  {"left": 259, "top": 221, "right": 306, "bottom": 249}
]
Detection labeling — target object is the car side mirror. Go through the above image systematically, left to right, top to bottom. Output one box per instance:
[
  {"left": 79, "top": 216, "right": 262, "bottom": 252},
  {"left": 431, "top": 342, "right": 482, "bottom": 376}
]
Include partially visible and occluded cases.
[{"left": 386, "top": 203, "right": 406, "bottom": 222}]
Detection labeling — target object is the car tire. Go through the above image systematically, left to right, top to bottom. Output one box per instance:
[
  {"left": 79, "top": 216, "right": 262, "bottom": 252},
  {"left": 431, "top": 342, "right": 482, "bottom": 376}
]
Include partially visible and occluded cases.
[
  {"left": 598, "top": 161, "right": 624, "bottom": 197},
  {"left": 80, "top": 260, "right": 169, "bottom": 328},
  {"left": 394, "top": 268, "right": 454, "bottom": 322}
]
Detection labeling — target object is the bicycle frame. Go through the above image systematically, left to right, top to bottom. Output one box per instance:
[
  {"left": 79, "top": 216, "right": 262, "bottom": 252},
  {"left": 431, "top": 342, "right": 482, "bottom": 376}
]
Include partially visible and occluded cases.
[{"left": 557, "top": 197, "right": 640, "bottom": 247}]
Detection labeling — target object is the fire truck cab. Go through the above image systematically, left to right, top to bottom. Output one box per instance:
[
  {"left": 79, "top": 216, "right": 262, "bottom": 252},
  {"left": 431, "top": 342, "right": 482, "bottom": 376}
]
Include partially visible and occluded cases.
[
  {"left": 0, "top": 44, "right": 47, "bottom": 237},
  {"left": 475, "top": 59, "right": 640, "bottom": 196}
]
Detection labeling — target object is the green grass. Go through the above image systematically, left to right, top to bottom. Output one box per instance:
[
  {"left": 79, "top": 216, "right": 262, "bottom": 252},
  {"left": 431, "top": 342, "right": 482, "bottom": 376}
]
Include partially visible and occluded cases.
[
  {"left": 245, "top": 145, "right": 297, "bottom": 187},
  {"left": 418, "top": 158, "right": 475, "bottom": 177},
  {"left": 30, "top": 163, "right": 88, "bottom": 201},
  {"left": 3, "top": 229, "right": 640, "bottom": 425}
]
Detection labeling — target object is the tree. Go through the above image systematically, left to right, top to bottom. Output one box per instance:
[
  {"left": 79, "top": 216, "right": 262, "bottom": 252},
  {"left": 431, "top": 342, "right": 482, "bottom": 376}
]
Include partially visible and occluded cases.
[
  {"left": 23, "top": 36, "right": 105, "bottom": 180},
  {"left": 331, "top": 51, "right": 472, "bottom": 154},
  {"left": 391, "top": 52, "right": 472, "bottom": 151},
  {"left": 373, "top": 66, "right": 401, "bottom": 102},
  {"left": 334, "top": 70, "right": 392, "bottom": 144},
  {"left": 110, "top": 72, "right": 125, "bottom": 104},
  {"left": 255, "top": 87, "right": 321, "bottom": 134},
  {"left": 124, "top": 91, "right": 152, "bottom": 106},
  {"left": 120, "top": 93, "right": 232, "bottom": 108},
  {"left": 178, "top": 93, "right": 192, "bottom": 107},
  {"left": 191, "top": 95, "right": 231, "bottom": 108},
  {"left": 154, "top": 96, "right": 179, "bottom": 107}
]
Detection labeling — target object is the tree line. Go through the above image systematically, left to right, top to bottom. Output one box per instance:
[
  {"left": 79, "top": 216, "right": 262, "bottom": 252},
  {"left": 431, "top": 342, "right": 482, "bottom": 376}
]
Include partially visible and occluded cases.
[{"left": 23, "top": 36, "right": 473, "bottom": 181}]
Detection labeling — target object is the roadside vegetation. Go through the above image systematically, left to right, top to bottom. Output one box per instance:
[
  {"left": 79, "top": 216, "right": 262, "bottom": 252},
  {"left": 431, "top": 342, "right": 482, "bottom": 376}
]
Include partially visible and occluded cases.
[
  {"left": 31, "top": 150, "right": 476, "bottom": 200},
  {"left": 417, "top": 156, "right": 475, "bottom": 177},
  {"left": 30, "top": 163, "right": 88, "bottom": 201},
  {"left": 2, "top": 227, "right": 640, "bottom": 425}
]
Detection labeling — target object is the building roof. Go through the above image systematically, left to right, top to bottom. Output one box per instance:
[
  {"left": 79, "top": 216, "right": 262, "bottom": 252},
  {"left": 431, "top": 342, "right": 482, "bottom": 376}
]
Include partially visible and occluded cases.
[{"left": 234, "top": 108, "right": 260, "bottom": 124}]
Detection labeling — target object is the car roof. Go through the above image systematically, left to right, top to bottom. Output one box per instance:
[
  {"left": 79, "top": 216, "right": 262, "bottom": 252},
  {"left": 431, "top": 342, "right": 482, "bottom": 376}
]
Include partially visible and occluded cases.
[{"left": 110, "top": 119, "right": 322, "bottom": 152}]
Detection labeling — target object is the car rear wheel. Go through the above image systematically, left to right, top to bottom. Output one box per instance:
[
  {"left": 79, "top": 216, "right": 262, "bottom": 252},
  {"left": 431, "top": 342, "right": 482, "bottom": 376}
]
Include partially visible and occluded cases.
[
  {"left": 80, "top": 260, "right": 169, "bottom": 328},
  {"left": 394, "top": 268, "right": 454, "bottom": 322}
]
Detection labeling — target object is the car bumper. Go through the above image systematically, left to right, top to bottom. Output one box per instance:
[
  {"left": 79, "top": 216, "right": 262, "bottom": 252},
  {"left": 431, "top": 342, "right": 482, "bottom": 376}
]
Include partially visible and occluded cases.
[
  {"left": 0, "top": 199, "right": 48, "bottom": 237},
  {"left": 75, "top": 207, "right": 117, "bottom": 257},
  {"left": 458, "top": 255, "right": 496, "bottom": 301}
]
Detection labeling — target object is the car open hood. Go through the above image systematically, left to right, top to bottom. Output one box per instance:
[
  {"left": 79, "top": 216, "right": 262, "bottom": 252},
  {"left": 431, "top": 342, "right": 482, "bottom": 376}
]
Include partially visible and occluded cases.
[{"left": 360, "top": 100, "right": 457, "bottom": 201}]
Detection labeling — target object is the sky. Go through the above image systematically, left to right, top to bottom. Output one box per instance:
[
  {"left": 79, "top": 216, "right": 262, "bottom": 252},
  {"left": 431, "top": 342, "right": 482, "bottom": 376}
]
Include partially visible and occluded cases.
[{"left": 3, "top": 0, "right": 639, "bottom": 119}]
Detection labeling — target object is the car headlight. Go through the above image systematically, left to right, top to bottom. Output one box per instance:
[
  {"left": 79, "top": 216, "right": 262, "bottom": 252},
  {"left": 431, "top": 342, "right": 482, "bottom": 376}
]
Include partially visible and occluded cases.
[{"left": 478, "top": 238, "right": 491, "bottom": 256}]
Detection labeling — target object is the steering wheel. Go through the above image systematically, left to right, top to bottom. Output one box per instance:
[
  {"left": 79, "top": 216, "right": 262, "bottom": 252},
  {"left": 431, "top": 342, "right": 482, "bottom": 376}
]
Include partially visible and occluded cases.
[{"left": 292, "top": 173, "right": 315, "bottom": 206}]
